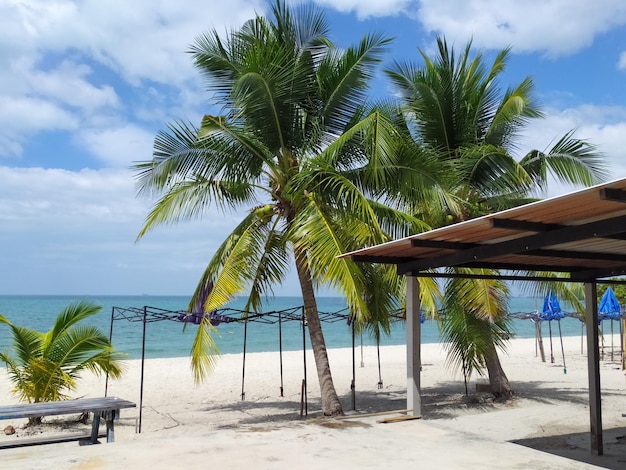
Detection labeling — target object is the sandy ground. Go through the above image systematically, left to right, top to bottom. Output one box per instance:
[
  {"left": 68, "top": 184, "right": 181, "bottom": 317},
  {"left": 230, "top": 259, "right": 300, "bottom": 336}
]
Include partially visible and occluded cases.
[{"left": 1, "top": 334, "right": 625, "bottom": 469}]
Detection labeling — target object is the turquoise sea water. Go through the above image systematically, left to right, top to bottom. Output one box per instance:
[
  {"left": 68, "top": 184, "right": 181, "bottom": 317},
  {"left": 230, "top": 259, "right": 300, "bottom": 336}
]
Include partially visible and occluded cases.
[{"left": 0, "top": 295, "right": 589, "bottom": 360}]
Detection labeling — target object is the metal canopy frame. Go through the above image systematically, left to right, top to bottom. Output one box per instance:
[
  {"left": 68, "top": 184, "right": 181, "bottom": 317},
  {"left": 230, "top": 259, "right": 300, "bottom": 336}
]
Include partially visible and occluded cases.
[
  {"left": 344, "top": 177, "right": 626, "bottom": 457},
  {"left": 105, "top": 304, "right": 404, "bottom": 433}
]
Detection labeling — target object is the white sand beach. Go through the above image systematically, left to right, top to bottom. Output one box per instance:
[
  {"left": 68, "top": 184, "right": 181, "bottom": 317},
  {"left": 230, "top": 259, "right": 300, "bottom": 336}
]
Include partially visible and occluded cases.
[{"left": 1, "top": 335, "right": 625, "bottom": 469}]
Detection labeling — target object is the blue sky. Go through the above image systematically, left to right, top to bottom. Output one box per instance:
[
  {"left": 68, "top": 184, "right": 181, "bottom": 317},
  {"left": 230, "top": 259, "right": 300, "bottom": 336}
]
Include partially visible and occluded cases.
[{"left": 2, "top": 0, "right": 626, "bottom": 296}]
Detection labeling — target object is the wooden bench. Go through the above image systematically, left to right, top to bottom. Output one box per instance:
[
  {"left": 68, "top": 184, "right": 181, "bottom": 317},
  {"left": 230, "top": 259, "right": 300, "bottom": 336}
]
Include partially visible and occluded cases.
[{"left": 0, "top": 397, "right": 136, "bottom": 448}]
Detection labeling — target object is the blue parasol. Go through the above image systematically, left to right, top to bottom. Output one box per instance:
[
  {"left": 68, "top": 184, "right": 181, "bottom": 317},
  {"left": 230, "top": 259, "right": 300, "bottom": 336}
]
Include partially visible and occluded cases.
[
  {"left": 598, "top": 287, "right": 622, "bottom": 361},
  {"left": 599, "top": 287, "right": 621, "bottom": 321},
  {"left": 539, "top": 290, "right": 567, "bottom": 373},
  {"left": 540, "top": 290, "right": 564, "bottom": 321}
]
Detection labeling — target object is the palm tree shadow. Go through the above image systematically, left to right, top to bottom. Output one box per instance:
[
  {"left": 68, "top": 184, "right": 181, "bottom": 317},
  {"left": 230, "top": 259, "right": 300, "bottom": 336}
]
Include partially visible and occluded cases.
[
  {"left": 194, "top": 379, "right": 585, "bottom": 427},
  {"left": 195, "top": 383, "right": 626, "bottom": 468},
  {"left": 198, "top": 396, "right": 326, "bottom": 429}
]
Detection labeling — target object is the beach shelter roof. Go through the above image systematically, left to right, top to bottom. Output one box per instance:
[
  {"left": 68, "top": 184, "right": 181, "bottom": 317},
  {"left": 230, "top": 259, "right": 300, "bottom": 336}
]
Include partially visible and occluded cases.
[{"left": 341, "top": 176, "right": 626, "bottom": 457}]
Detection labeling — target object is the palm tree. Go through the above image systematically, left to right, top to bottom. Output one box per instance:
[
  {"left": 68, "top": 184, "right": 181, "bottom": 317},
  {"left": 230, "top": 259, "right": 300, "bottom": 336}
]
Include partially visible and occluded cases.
[
  {"left": 133, "top": 1, "right": 429, "bottom": 416},
  {"left": 387, "top": 37, "right": 607, "bottom": 397},
  {"left": 441, "top": 270, "right": 513, "bottom": 397},
  {"left": 0, "top": 301, "right": 124, "bottom": 423}
]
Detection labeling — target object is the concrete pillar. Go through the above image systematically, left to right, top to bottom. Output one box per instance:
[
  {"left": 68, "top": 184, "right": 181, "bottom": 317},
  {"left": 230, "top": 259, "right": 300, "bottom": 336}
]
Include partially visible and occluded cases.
[
  {"left": 406, "top": 276, "right": 421, "bottom": 416},
  {"left": 585, "top": 282, "right": 603, "bottom": 455}
]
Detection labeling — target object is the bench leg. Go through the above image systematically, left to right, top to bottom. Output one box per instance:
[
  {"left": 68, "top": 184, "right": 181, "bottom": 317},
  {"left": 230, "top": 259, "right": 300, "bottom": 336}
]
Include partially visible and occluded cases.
[
  {"left": 105, "top": 410, "right": 117, "bottom": 443},
  {"left": 89, "top": 412, "right": 101, "bottom": 444}
]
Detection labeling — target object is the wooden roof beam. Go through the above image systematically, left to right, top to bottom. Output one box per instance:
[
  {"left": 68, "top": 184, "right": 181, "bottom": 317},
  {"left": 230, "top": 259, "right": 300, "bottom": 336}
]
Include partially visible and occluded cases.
[
  {"left": 600, "top": 188, "right": 626, "bottom": 202},
  {"left": 490, "top": 218, "right": 562, "bottom": 232},
  {"left": 410, "top": 239, "right": 477, "bottom": 250},
  {"left": 351, "top": 255, "right": 414, "bottom": 264},
  {"left": 452, "top": 261, "right": 588, "bottom": 273},
  {"left": 570, "top": 266, "right": 626, "bottom": 282}
]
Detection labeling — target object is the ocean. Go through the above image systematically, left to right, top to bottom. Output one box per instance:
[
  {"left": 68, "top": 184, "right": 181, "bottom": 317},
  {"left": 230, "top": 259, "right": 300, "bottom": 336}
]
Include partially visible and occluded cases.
[{"left": 0, "top": 295, "right": 592, "bottom": 360}]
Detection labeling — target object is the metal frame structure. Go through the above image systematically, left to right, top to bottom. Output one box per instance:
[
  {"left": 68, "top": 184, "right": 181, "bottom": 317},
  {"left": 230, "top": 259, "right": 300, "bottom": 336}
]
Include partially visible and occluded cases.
[
  {"left": 344, "top": 177, "right": 626, "bottom": 456},
  {"left": 104, "top": 304, "right": 404, "bottom": 432}
]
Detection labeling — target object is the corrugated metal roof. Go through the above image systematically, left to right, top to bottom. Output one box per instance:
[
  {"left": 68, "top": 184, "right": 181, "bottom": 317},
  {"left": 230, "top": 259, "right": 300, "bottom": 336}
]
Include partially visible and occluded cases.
[{"left": 344, "top": 177, "right": 626, "bottom": 281}]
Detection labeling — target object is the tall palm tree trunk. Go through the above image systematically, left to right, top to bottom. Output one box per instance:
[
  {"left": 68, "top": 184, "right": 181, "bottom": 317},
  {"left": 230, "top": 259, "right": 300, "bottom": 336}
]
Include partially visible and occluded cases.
[
  {"left": 294, "top": 246, "right": 344, "bottom": 416},
  {"left": 484, "top": 333, "right": 514, "bottom": 399}
]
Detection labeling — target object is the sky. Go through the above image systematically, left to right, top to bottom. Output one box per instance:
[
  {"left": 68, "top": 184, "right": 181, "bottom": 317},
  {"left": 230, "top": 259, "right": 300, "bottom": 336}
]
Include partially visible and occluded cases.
[{"left": 2, "top": 0, "right": 626, "bottom": 297}]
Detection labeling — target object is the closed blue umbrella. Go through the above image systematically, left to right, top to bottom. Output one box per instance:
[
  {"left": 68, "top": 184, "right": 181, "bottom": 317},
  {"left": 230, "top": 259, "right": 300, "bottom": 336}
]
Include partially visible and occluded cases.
[
  {"left": 599, "top": 287, "right": 622, "bottom": 361},
  {"left": 599, "top": 287, "right": 621, "bottom": 321},
  {"left": 540, "top": 290, "right": 567, "bottom": 373},
  {"left": 541, "top": 290, "right": 563, "bottom": 321}
]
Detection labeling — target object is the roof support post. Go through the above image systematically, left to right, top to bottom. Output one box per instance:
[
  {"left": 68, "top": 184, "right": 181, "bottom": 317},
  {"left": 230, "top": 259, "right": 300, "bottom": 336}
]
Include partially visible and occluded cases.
[
  {"left": 406, "top": 276, "right": 421, "bottom": 416},
  {"left": 585, "top": 282, "right": 603, "bottom": 455}
]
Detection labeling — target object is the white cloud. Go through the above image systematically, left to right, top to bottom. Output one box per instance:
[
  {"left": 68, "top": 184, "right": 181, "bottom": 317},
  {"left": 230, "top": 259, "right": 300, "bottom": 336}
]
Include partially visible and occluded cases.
[
  {"left": 0, "top": 0, "right": 265, "bottom": 165},
  {"left": 2, "top": 0, "right": 266, "bottom": 86},
  {"left": 312, "top": 0, "right": 414, "bottom": 18},
  {"left": 416, "top": 0, "right": 626, "bottom": 56},
  {"left": 618, "top": 51, "right": 626, "bottom": 70},
  {"left": 19, "top": 58, "right": 121, "bottom": 111},
  {"left": 0, "top": 96, "right": 79, "bottom": 157},
  {"left": 75, "top": 125, "right": 156, "bottom": 168},
  {"left": 0, "top": 166, "right": 246, "bottom": 294},
  {"left": 0, "top": 167, "right": 142, "bottom": 226}
]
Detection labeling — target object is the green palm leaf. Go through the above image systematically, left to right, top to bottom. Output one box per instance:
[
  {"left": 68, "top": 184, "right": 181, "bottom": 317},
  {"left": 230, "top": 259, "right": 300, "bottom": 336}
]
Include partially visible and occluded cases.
[
  {"left": 520, "top": 130, "right": 608, "bottom": 191},
  {"left": 0, "top": 302, "right": 124, "bottom": 406}
]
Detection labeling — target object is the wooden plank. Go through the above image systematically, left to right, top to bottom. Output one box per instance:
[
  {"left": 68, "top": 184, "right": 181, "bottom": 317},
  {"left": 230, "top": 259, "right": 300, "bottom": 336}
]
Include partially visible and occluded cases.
[
  {"left": 0, "top": 397, "right": 135, "bottom": 420},
  {"left": 334, "top": 409, "right": 412, "bottom": 420},
  {"left": 378, "top": 415, "right": 422, "bottom": 424},
  {"left": 0, "top": 432, "right": 106, "bottom": 450}
]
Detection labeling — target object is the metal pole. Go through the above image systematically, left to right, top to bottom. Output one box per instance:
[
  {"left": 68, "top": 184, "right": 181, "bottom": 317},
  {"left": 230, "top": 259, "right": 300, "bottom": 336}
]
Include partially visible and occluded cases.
[
  {"left": 104, "top": 306, "right": 115, "bottom": 397},
  {"left": 139, "top": 306, "right": 147, "bottom": 434},
  {"left": 302, "top": 308, "right": 307, "bottom": 416},
  {"left": 279, "top": 313, "right": 284, "bottom": 397},
  {"left": 619, "top": 313, "right": 624, "bottom": 370},
  {"left": 241, "top": 318, "right": 248, "bottom": 401},
  {"left": 351, "top": 320, "right": 356, "bottom": 411},
  {"left": 557, "top": 320, "right": 567, "bottom": 374},
  {"left": 610, "top": 320, "right": 614, "bottom": 361},
  {"left": 548, "top": 321, "right": 555, "bottom": 363},
  {"left": 360, "top": 332, "right": 364, "bottom": 368},
  {"left": 377, "top": 338, "right": 383, "bottom": 389}
]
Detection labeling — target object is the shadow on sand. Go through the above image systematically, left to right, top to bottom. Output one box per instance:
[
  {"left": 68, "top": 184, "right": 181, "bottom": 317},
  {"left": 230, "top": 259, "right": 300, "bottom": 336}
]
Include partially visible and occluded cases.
[
  {"left": 192, "top": 378, "right": 625, "bottom": 467},
  {"left": 513, "top": 427, "right": 626, "bottom": 470}
]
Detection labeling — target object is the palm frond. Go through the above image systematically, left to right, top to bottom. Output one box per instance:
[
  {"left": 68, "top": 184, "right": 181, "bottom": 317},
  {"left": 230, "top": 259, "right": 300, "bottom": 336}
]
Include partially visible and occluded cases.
[
  {"left": 318, "top": 33, "right": 392, "bottom": 136},
  {"left": 486, "top": 77, "right": 542, "bottom": 150},
  {"left": 133, "top": 121, "right": 206, "bottom": 196},
  {"left": 520, "top": 130, "right": 608, "bottom": 191},
  {"left": 454, "top": 145, "right": 533, "bottom": 197},
  {"left": 136, "top": 176, "right": 254, "bottom": 239},
  {"left": 290, "top": 194, "right": 369, "bottom": 318},
  {"left": 189, "top": 206, "right": 285, "bottom": 314},
  {"left": 242, "top": 216, "right": 290, "bottom": 312},
  {"left": 445, "top": 268, "right": 510, "bottom": 323},
  {"left": 440, "top": 270, "right": 511, "bottom": 378},
  {"left": 43, "top": 301, "right": 102, "bottom": 353},
  {"left": 0, "top": 314, "right": 43, "bottom": 365},
  {"left": 190, "top": 319, "right": 220, "bottom": 383}
]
